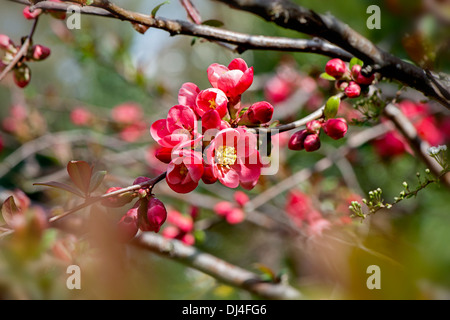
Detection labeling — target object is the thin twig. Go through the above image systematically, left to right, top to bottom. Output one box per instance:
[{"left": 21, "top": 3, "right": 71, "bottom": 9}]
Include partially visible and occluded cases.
[{"left": 0, "top": 17, "right": 39, "bottom": 81}]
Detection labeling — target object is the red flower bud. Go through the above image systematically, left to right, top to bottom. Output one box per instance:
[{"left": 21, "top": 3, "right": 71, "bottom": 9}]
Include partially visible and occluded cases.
[
  {"left": 23, "top": 7, "right": 42, "bottom": 20},
  {"left": 0, "top": 34, "right": 14, "bottom": 52},
  {"left": 30, "top": 44, "right": 51, "bottom": 61},
  {"left": 325, "top": 59, "right": 347, "bottom": 78},
  {"left": 13, "top": 64, "right": 31, "bottom": 88},
  {"left": 351, "top": 64, "right": 362, "bottom": 80},
  {"left": 355, "top": 72, "right": 375, "bottom": 86},
  {"left": 335, "top": 80, "right": 349, "bottom": 91},
  {"left": 344, "top": 81, "right": 361, "bottom": 98},
  {"left": 247, "top": 101, "right": 274, "bottom": 124},
  {"left": 323, "top": 118, "right": 348, "bottom": 140},
  {"left": 306, "top": 120, "right": 322, "bottom": 134},
  {"left": 288, "top": 129, "right": 308, "bottom": 151},
  {"left": 303, "top": 133, "right": 321, "bottom": 152},
  {"left": 101, "top": 187, "right": 135, "bottom": 207},
  {"left": 233, "top": 191, "right": 249, "bottom": 207},
  {"left": 139, "top": 197, "right": 167, "bottom": 233},
  {"left": 213, "top": 201, "right": 233, "bottom": 217},
  {"left": 117, "top": 208, "right": 138, "bottom": 242},
  {"left": 226, "top": 208, "right": 245, "bottom": 224},
  {"left": 167, "top": 210, "right": 194, "bottom": 233}
]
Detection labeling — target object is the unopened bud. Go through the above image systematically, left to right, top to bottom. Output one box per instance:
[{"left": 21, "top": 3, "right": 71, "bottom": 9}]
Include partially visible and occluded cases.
[
  {"left": 30, "top": 44, "right": 51, "bottom": 61},
  {"left": 325, "top": 58, "right": 347, "bottom": 78},
  {"left": 13, "top": 64, "right": 31, "bottom": 88},
  {"left": 344, "top": 81, "right": 361, "bottom": 98},
  {"left": 323, "top": 118, "right": 348, "bottom": 140},
  {"left": 303, "top": 134, "right": 321, "bottom": 152}
]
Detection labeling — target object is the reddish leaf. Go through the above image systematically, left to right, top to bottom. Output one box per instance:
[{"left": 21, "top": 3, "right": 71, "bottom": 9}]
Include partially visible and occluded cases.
[
  {"left": 67, "top": 160, "right": 93, "bottom": 196},
  {"left": 89, "top": 170, "right": 107, "bottom": 193},
  {"left": 33, "top": 181, "right": 85, "bottom": 198},
  {"left": 1, "top": 196, "right": 22, "bottom": 226}
]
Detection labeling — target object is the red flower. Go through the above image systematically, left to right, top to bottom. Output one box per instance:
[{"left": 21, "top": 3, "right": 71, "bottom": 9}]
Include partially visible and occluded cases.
[
  {"left": 207, "top": 58, "right": 254, "bottom": 98},
  {"left": 344, "top": 81, "right": 361, "bottom": 98},
  {"left": 178, "top": 82, "right": 200, "bottom": 116},
  {"left": 195, "top": 88, "right": 228, "bottom": 118},
  {"left": 151, "top": 105, "right": 198, "bottom": 149},
  {"left": 207, "top": 128, "right": 262, "bottom": 190},
  {"left": 166, "top": 150, "right": 204, "bottom": 193}
]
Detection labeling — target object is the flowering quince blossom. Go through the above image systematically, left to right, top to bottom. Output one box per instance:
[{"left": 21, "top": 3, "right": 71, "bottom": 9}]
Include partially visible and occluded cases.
[
  {"left": 207, "top": 58, "right": 254, "bottom": 99},
  {"left": 150, "top": 104, "right": 198, "bottom": 149},
  {"left": 207, "top": 128, "right": 262, "bottom": 190},
  {"left": 166, "top": 150, "right": 204, "bottom": 193}
]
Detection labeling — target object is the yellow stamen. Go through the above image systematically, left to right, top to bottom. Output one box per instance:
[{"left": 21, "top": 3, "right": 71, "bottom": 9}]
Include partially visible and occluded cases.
[
  {"left": 209, "top": 99, "right": 217, "bottom": 109},
  {"left": 215, "top": 146, "right": 237, "bottom": 166}
]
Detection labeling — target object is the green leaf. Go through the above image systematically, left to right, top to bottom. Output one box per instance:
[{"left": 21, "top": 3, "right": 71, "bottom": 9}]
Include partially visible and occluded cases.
[
  {"left": 85, "top": 0, "right": 93, "bottom": 5},
  {"left": 151, "top": 1, "right": 170, "bottom": 17},
  {"left": 201, "top": 19, "right": 224, "bottom": 27},
  {"left": 190, "top": 37, "right": 198, "bottom": 46},
  {"left": 349, "top": 57, "right": 364, "bottom": 70},
  {"left": 319, "top": 72, "right": 335, "bottom": 81},
  {"left": 324, "top": 95, "right": 341, "bottom": 119},
  {"left": 67, "top": 161, "right": 93, "bottom": 196},
  {"left": 89, "top": 170, "right": 107, "bottom": 193},
  {"left": 33, "top": 181, "right": 85, "bottom": 198},
  {"left": 1, "top": 196, "right": 22, "bottom": 226}
]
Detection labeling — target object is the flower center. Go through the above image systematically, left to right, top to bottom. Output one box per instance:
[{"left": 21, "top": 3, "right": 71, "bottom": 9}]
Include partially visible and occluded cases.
[
  {"left": 209, "top": 99, "right": 217, "bottom": 109},
  {"left": 215, "top": 146, "right": 237, "bottom": 167},
  {"left": 179, "top": 163, "right": 188, "bottom": 176}
]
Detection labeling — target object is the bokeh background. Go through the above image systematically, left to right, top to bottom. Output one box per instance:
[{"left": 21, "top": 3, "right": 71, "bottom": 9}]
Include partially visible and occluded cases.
[{"left": 0, "top": 0, "right": 449, "bottom": 299}]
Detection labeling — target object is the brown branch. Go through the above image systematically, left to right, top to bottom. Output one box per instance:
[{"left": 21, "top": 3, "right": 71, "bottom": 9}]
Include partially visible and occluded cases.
[
  {"left": 9, "top": 0, "right": 353, "bottom": 60},
  {"left": 214, "top": 0, "right": 450, "bottom": 109},
  {"left": 383, "top": 103, "right": 450, "bottom": 186},
  {"left": 132, "top": 232, "right": 302, "bottom": 300}
]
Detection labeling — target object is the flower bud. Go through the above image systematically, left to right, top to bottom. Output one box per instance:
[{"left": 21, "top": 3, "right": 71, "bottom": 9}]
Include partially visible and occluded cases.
[
  {"left": 22, "top": 7, "right": 42, "bottom": 20},
  {"left": 0, "top": 34, "right": 15, "bottom": 52},
  {"left": 30, "top": 44, "right": 51, "bottom": 61},
  {"left": 325, "top": 58, "right": 347, "bottom": 78},
  {"left": 13, "top": 64, "right": 31, "bottom": 88},
  {"left": 351, "top": 64, "right": 362, "bottom": 80},
  {"left": 355, "top": 72, "right": 375, "bottom": 86},
  {"left": 335, "top": 80, "right": 349, "bottom": 91},
  {"left": 344, "top": 81, "right": 361, "bottom": 98},
  {"left": 244, "top": 101, "right": 274, "bottom": 125},
  {"left": 323, "top": 118, "right": 348, "bottom": 140},
  {"left": 306, "top": 120, "right": 322, "bottom": 134},
  {"left": 288, "top": 129, "right": 308, "bottom": 151},
  {"left": 303, "top": 133, "right": 321, "bottom": 152},
  {"left": 101, "top": 187, "right": 135, "bottom": 207},
  {"left": 234, "top": 191, "right": 249, "bottom": 207},
  {"left": 139, "top": 197, "right": 167, "bottom": 233},
  {"left": 213, "top": 201, "right": 233, "bottom": 217},
  {"left": 117, "top": 208, "right": 138, "bottom": 242},
  {"left": 226, "top": 208, "right": 245, "bottom": 224},
  {"left": 167, "top": 210, "right": 194, "bottom": 233},
  {"left": 180, "top": 233, "right": 195, "bottom": 246}
]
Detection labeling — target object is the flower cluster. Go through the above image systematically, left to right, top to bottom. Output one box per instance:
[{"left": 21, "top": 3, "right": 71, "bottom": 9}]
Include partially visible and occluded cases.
[
  {"left": 0, "top": 34, "right": 51, "bottom": 88},
  {"left": 151, "top": 58, "right": 272, "bottom": 193},
  {"left": 324, "top": 58, "right": 375, "bottom": 98},
  {"left": 288, "top": 118, "right": 348, "bottom": 152}
]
